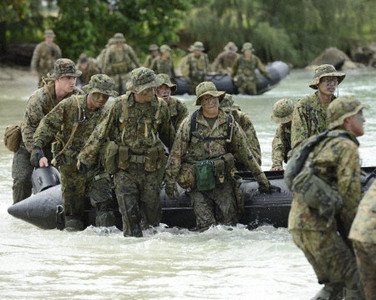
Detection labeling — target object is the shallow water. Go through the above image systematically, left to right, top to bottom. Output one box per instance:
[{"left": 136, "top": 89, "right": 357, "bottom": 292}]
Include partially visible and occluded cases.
[{"left": 0, "top": 67, "right": 375, "bottom": 299}]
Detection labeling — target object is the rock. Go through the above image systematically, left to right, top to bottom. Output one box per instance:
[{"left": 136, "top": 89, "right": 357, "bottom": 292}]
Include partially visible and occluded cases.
[{"left": 308, "top": 47, "right": 356, "bottom": 70}]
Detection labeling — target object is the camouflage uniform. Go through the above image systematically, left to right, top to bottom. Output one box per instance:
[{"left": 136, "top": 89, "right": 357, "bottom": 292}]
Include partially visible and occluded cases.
[
  {"left": 30, "top": 30, "right": 62, "bottom": 87},
  {"left": 103, "top": 33, "right": 140, "bottom": 94},
  {"left": 96, "top": 38, "right": 115, "bottom": 71},
  {"left": 181, "top": 41, "right": 210, "bottom": 94},
  {"left": 211, "top": 42, "right": 239, "bottom": 75},
  {"left": 232, "top": 43, "right": 269, "bottom": 95},
  {"left": 143, "top": 44, "right": 159, "bottom": 69},
  {"left": 150, "top": 45, "right": 176, "bottom": 78},
  {"left": 76, "top": 53, "right": 101, "bottom": 85},
  {"left": 12, "top": 59, "right": 82, "bottom": 204},
  {"left": 291, "top": 64, "right": 346, "bottom": 149},
  {"left": 78, "top": 68, "right": 175, "bottom": 237},
  {"left": 155, "top": 73, "right": 188, "bottom": 132},
  {"left": 33, "top": 74, "right": 118, "bottom": 229},
  {"left": 165, "top": 82, "right": 271, "bottom": 230},
  {"left": 220, "top": 94, "right": 261, "bottom": 166},
  {"left": 289, "top": 97, "right": 366, "bottom": 299},
  {"left": 271, "top": 99, "right": 293, "bottom": 170},
  {"left": 350, "top": 181, "right": 376, "bottom": 299}
]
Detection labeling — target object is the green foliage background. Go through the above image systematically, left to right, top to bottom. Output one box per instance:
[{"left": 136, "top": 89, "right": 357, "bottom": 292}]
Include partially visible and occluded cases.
[{"left": 1, "top": 0, "right": 376, "bottom": 66}]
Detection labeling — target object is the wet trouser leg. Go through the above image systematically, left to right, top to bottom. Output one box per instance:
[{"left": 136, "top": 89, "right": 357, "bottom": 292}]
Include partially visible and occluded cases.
[
  {"left": 12, "top": 145, "right": 34, "bottom": 203},
  {"left": 291, "top": 229, "right": 361, "bottom": 299},
  {"left": 353, "top": 241, "right": 376, "bottom": 300}
]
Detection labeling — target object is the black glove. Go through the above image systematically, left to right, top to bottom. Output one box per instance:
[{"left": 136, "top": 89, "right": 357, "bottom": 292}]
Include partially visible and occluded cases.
[
  {"left": 30, "top": 146, "right": 45, "bottom": 167},
  {"left": 77, "top": 160, "right": 88, "bottom": 174},
  {"left": 165, "top": 181, "right": 179, "bottom": 200},
  {"left": 259, "top": 183, "right": 281, "bottom": 194}
]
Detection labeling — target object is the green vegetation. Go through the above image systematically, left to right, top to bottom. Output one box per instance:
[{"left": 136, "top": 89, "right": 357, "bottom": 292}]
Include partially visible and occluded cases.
[{"left": 1, "top": 0, "right": 376, "bottom": 66}]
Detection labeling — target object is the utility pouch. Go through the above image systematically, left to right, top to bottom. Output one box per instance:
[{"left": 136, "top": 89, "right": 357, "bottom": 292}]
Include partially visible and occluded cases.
[
  {"left": 4, "top": 124, "right": 22, "bottom": 152},
  {"left": 103, "top": 141, "right": 119, "bottom": 175},
  {"left": 118, "top": 145, "right": 129, "bottom": 171},
  {"left": 145, "top": 146, "right": 164, "bottom": 172},
  {"left": 221, "top": 153, "right": 236, "bottom": 175},
  {"left": 213, "top": 159, "right": 225, "bottom": 185},
  {"left": 195, "top": 160, "right": 216, "bottom": 192},
  {"left": 177, "top": 163, "right": 196, "bottom": 189},
  {"left": 293, "top": 166, "right": 343, "bottom": 219}
]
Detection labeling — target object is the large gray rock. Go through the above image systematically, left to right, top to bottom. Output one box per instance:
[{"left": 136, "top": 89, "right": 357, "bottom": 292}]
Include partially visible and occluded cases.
[{"left": 308, "top": 47, "right": 357, "bottom": 70}]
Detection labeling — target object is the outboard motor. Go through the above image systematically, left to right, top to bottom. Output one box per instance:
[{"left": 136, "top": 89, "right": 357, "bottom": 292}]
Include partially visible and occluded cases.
[{"left": 32, "top": 166, "right": 61, "bottom": 194}]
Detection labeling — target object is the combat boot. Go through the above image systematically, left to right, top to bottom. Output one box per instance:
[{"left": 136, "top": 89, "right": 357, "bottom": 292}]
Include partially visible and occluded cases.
[{"left": 311, "top": 283, "right": 344, "bottom": 300}]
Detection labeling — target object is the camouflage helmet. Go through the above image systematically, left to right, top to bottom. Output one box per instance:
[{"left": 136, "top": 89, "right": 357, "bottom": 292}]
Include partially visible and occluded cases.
[
  {"left": 44, "top": 29, "right": 55, "bottom": 37},
  {"left": 113, "top": 32, "right": 125, "bottom": 42},
  {"left": 191, "top": 41, "right": 205, "bottom": 51},
  {"left": 224, "top": 41, "right": 238, "bottom": 52},
  {"left": 241, "top": 42, "right": 254, "bottom": 52},
  {"left": 148, "top": 44, "right": 159, "bottom": 51},
  {"left": 160, "top": 44, "right": 172, "bottom": 53},
  {"left": 52, "top": 58, "right": 82, "bottom": 79},
  {"left": 309, "top": 64, "right": 346, "bottom": 89},
  {"left": 126, "top": 67, "right": 160, "bottom": 93},
  {"left": 156, "top": 73, "right": 176, "bottom": 92},
  {"left": 84, "top": 74, "right": 118, "bottom": 97},
  {"left": 195, "top": 81, "right": 225, "bottom": 105},
  {"left": 219, "top": 93, "right": 235, "bottom": 108},
  {"left": 327, "top": 96, "right": 367, "bottom": 129},
  {"left": 271, "top": 98, "right": 294, "bottom": 124}
]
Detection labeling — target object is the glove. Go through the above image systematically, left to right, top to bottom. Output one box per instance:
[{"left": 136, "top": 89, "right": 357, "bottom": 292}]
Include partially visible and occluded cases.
[
  {"left": 30, "top": 146, "right": 45, "bottom": 167},
  {"left": 77, "top": 160, "right": 88, "bottom": 174},
  {"left": 165, "top": 181, "right": 179, "bottom": 200},
  {"left": 259, "top": 183, "right": 281, "bottom": 194}
]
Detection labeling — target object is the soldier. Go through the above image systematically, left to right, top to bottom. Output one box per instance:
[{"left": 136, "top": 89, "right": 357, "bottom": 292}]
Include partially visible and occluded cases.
[
  {"left": 30, "top": 29, "right": 62, "bottom": 87},
  {"left": 103, "top": 32, "right": 140, "bottom": 94},
  {"left": 96, "top": 37, "right": 115, "bottom": 71},
  {"left": 180, "top": 41, "right": 210, "bottom": 94},
  {"left": 211, "top": 41, "right": 239, "bottom": 75},
  {"left": 232, "top": 42, "right": 269, "bottom": 95},
  {"left": 143, "top": 44, "right": 159, "bottom": 69},
  {"left": 151, "top": 44, "right": 176, "bottom": 78},
  {"left": 76, "top": 53, "right": 101, "bottom": 86},
  {"left": 12, "top": 58, "right": 82, "bottom": 204},
  {"left": 291, "top": 64, "right": 346, "bottom": 149},
  {"left": 77, "top": 67, "right": 175, "bottom": 237},
  {"left": 155, "top": 73, "right": 188, "bottom": 132},
  {"left": 31, "top": 74, "right": 118, "bottom": 230},
  {"left": 164, "top": 81, "right": 278, "bottom": 231},
  {"left": 220, "top": 93, "right": 262, "bottom": 166},
  {"left": 288, "top": 97, "right": 366, "bottom": 299},
  {"left": 270, "top": 98, "right": 294, "bottom": 171},
  {"left": 350, "top": 181, "right": 376, "bottom": 300}
]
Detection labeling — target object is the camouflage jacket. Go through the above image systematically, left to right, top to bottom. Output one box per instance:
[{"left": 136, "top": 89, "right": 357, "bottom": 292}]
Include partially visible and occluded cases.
[
  {"left": 30, "top": 41, "right": 62, "bottom": 75},
  {"left": 103, "top": 44, "right": 140, "bottom": 75},
  {"left": 211, "top": 51, "right": 239, "bottom": 75},
  {"left": 181, "top": 53, "right": 209, "bottom": 80},
  {"left": 143, "top": 54, "right": 158, "bottom": 69},
  {"left": 232, "top": 55, "right": 269, "bottom": 79},
  {"left": 151, "top": 57, "right": 176, "bottom": 78},
  {"left": 77, "top": 58, "right": 101, "bottom": 85},
  {"left": 21, "top": 81, "right": 82, "bottom": 153},
  {"left": 78, "top": 92, "right": 174, "bottom": 167},
  {"left": 291, "top": 92, "right": 335, "bottom": 149},
  {"left": 33, "top": 95, "right": 106, "bottom": 160},
  {"left": 165, "top": 96, "right": 188, "bottom": 133},
  {"left": 222, "top": 107, "right": 261, "bottom": 166},
  {"left": 164, "top": 109, "right": 268, "bottom": 187},
  {"left": 271, "top": 124, "right": 291, "bottom": 168},
  {"left": 288, "top": 129, "right": 361, "bottom": 233},
  {"left": 349, "top": 181, "right": 376, "bottom": 244}
]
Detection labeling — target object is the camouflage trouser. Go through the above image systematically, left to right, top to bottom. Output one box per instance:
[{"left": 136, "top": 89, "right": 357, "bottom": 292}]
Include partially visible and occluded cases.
[
  {"left": 111, "top": 73, "right": 131, "bottom": 95},
  {"left": 234, "top": 75, "right": 257, "bottom": 95},
  {"left": 11, "top": 144, "right": 34, "bottom": 204},
  {"left": 113, "top": 163, "right": 164, "bottom": 237},
  {"left": 189, "top": 180, "right": 238, "bottom": 230},
  {"left": 291, "top": 229, "right": 360, "bottom": 290},
  {"left": 353, "top": 241, "right": 376, "bottom": 300}
]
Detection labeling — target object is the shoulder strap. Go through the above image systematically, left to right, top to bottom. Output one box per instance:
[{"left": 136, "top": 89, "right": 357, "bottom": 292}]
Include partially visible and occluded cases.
[{"left": 189, "top": 109, "right": 199, "bottom": 144}]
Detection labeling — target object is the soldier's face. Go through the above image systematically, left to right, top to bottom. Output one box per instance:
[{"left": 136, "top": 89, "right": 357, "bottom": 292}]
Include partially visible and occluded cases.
[
  {"left": 45, "top": 36, "right": 54, "bottom": 44},
  {"left": 55, "top": 76, "right": 77, "bottom": 95},
  {"left": 318, "top": 76, "right": 338, "bottom": 95},
  {"left": 156, "top": 84, "right": 171, "bottom": 101},
  {"left": 134, "top": 87, "right": 155, "bottom": 103},
  {"left": 88, "top": 92, "right": 109, "bottom": 109},
  {"left": 201, "top": 95, "right": 219, "bottom": 115},
  {"left": 345, "top": 110, "right": 365, "bottom": 137}
]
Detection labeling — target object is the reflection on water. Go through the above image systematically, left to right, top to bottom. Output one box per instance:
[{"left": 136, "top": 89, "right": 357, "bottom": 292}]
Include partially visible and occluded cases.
[{"left": 0, "top": 67, "right": 375, "bottom": 299}]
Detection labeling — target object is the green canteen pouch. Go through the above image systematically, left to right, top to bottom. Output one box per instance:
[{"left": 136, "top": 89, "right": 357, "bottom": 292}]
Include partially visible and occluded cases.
[{"left": 195, "top": 160, "right": 216, "bottom": 192}]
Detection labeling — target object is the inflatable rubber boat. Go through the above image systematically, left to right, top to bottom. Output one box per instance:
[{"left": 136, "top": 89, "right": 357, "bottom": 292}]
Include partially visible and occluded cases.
[
  {"left": 174, "top": 61, "right": 290, "bottom": 95},
  {"left": 8, "top": 166, "right": 375, "bottom": 231}
]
